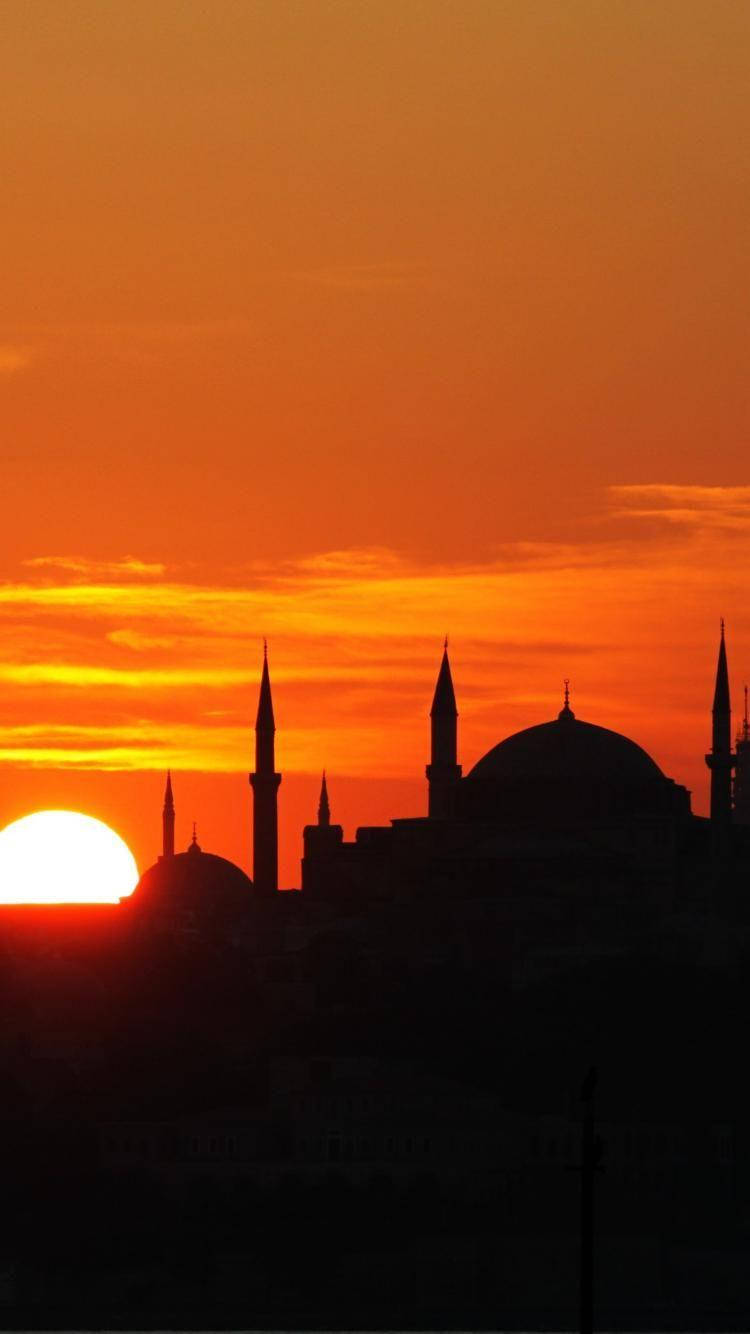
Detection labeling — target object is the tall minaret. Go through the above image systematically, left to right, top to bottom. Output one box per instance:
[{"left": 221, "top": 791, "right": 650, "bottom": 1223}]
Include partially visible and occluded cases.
[
  {"left": 705, "top": 620, "right": 735, "bottom": 835},
  {"left": 426, "top": 639, "right": 462, "bottom": 818},
  {"left": 249, "top": 642, "right": 281, "bottom": 894},
  {"left": 162, "top": 770, "right": 175, "bottom": 859}
]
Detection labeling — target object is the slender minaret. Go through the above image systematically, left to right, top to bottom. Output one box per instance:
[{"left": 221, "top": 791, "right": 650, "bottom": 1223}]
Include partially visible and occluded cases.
[
  {"left": 705, "top": 620, "right": 735, "bottom": 837},
  {"left": 426, "top": 639, "right": 462, "bottom": 818},
  {"left": 249, "top": 642, "right": 281, "bottom": 894},
  {"left": 301, "top": 769, "right": 343, "bottom": 895},
  {"left": 162, "top": 770, "right": 175, "bottom": 859}
]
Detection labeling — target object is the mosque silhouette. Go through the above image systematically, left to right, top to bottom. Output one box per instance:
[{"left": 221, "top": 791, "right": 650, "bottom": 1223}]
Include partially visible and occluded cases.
[
  {"left": 132, "top": 623, "right": 743, "bottom": 924},
  {"left": 1, "top": 626, "right": 749, "bottom": 1328}
]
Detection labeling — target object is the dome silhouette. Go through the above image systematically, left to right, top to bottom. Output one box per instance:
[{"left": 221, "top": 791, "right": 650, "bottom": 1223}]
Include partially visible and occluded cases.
[
  {"left": 458, "top": 701, "right": 685, "bottom": 828},
  {"left": 467, "top": 711, "right": 665, "bottom": 785},
  {"left": 133, "top": 836, "right": 253, "bottom": 919}
]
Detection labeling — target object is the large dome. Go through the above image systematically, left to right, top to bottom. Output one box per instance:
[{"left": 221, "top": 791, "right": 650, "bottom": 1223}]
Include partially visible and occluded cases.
[
  {"left": 459, "top": 701, "right": 687, "bottom": 828},
  {"left": 467, "top": 707, "right": 665, "bottom": 785}
]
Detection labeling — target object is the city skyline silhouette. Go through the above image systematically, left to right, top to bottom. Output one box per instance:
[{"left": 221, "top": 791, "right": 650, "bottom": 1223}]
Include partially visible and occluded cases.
[{"left": 2, "top": 1, "right": 749, "bottom": 1326}]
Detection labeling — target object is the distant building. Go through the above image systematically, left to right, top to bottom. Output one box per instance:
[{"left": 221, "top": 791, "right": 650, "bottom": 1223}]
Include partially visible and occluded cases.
[{"left": 125, "top": 624, "right": 750, "bottom": 955}]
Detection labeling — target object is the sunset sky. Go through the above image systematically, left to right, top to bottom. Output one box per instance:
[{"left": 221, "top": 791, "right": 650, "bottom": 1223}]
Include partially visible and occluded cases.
[{"left": 2, "top": 0, "right": 750, "bottom": 886}]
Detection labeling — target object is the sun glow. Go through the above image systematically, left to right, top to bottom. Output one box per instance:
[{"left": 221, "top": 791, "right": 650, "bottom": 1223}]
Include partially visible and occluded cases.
[{"left": 0, "top": 811, "right": 139, "bottom": 904}]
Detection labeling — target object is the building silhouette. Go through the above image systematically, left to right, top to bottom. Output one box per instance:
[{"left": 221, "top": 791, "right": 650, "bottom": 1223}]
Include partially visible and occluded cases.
[
  {"left": 127, "top": 623, "right": 749, "bottom": 929},
  {"left": 2, "top": 625, "right": 750, "bottom": 1327}
]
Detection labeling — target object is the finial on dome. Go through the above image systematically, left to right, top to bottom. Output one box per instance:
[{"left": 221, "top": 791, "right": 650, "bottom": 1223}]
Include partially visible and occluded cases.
[
  {"left": 558, "top": 678, "right": 575, "bottom": 721},
  {"left": 190, "top": 820, "right": 199, "bottom": 849}
]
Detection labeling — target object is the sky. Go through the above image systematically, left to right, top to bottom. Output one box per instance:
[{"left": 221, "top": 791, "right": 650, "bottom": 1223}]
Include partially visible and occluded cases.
[{"left": 1, "top": 0, "right": 750, "bottom": 888}]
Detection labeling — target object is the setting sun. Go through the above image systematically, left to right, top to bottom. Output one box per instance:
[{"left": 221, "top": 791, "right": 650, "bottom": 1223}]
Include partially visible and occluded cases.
[{"left": 0, "top": 811, "right": 139, "bottom": 904}]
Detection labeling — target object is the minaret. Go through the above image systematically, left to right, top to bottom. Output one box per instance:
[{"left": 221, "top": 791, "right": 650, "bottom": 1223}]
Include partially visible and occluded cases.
[
  {"left": 705, "top": 620, "right": 735, "bottom": 836},
  {"left": 426, "top": 639, "right": 462, "bottom": 818},
  {"left": 249, "top": 642, "right": 281, "bottom": 894},
  {"left": 162, "top": 770, "right": 175, "bottom": 859},
  {"left": 302, "top": 770, "right": 344, "bottom": 896}
]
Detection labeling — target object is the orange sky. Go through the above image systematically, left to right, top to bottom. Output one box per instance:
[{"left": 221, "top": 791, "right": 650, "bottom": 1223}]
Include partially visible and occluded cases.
[{"left": 2, "top": 1, "right": 750, "bottom": 887}]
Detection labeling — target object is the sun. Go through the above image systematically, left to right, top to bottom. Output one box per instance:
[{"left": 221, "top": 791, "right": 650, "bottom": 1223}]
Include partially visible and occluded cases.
[{"left": 0, "top": 810, "right": 139, "bottom": 904}]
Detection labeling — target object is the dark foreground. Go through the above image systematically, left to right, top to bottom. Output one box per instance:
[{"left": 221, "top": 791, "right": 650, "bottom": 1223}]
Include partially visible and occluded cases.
[{"left": 1, "top": 906, "right": 750, "bottom": 1328}]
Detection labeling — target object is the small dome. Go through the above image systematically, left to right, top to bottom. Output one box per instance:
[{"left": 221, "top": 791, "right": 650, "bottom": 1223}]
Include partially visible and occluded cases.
[
  {"left": 467, "top": 713, "right": 664, "bottom": 785},
  {"left": 133, "top": 845, "right": 253, "bottom": 916}
]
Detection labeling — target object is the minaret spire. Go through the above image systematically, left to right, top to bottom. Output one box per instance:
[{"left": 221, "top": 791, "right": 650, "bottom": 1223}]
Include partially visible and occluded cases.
[
  {"left": 706, "top": 619, "right": 735, "bottom": 842},
  {"left": 426, "top": 640, "right": 462, "bottom": 818},
  {"left": 430, "top": 641, "right": 458, "bottom": 721},
  {"left": 250, "top": 643, "right": 281, "bottom": 894},
  {"left": 301, "top": 767, "right": 344, "bottom": 896},
  {"left": 162, "top": 770, "right": 175, "bottom": 859},
  {"left": 318, "top": 771, "right": 330, "bottom": 828}
]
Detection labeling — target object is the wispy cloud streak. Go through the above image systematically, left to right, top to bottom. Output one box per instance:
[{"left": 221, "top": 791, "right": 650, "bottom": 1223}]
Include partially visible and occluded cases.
[
  {"left": 611, "top": 484, "right": 750, "bottom": 530},
  {"left": 1, "top": 493, "right": 749, "bottom": 799}
]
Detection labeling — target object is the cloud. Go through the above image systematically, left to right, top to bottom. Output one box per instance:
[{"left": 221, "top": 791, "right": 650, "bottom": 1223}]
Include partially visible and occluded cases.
[
  {"left": 610, "top": 484, "right": 750, "bottom": 530},
  {"left": 0, "top": 492, "right": 748, "bottom": 796},
  {"left": 24, "top": 555, "right": 167, "bottom": 578},
  {"left": 107, "top": 629, "right": 178, "bottom": 651},
  {"left": 0, "top": 719, "right": 242, "bottom": 771}
]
